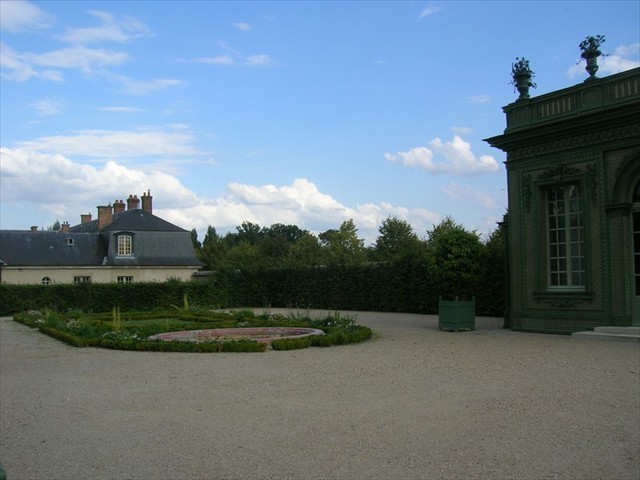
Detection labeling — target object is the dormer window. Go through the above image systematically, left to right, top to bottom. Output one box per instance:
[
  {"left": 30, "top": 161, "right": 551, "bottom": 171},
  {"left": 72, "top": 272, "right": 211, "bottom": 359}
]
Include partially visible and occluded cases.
[
  {"left": 117, "top": 234, "right": 133, "bottom": 256},
  {"left": 65, "top": 238, "right": 74, "bottom": 246}
]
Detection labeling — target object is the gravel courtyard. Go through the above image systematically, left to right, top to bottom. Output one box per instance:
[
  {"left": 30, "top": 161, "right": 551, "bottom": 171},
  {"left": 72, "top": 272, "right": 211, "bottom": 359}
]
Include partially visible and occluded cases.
[{"left": 1, "top": 311, "right": 639, "bottom": 480}]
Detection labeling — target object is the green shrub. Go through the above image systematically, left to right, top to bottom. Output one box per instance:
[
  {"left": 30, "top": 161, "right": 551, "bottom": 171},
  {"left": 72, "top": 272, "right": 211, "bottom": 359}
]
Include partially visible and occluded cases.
[
  {"left": 12, "top": 309, "right": 370, "bottom": 353},
  {"left": 270, "top": 337, "right": 312, "bottom": 350}
]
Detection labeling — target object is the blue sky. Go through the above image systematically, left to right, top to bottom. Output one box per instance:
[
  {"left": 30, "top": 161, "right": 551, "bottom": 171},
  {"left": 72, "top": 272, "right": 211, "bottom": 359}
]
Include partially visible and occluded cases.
[{"left": 1, "top": 1, "right": 639, "bottom": 245}]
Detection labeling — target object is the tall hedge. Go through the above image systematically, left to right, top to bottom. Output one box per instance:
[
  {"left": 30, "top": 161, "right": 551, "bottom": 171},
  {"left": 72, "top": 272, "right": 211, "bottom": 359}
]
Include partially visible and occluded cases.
[{"left": 0, "top": 260, "right": 504, "bottom": 317}]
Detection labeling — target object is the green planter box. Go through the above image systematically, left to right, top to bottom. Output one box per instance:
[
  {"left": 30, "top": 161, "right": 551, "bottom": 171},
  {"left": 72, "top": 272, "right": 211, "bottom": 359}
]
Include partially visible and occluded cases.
[{"left": 438, "top": 297, "right": 475, "bottom": 331}]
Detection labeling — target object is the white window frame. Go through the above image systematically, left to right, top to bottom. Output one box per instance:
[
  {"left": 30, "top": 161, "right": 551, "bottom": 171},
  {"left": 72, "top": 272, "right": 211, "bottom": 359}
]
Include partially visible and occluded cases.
[
  {"left": 547, "top": 184, "right": 585, "bottom": 290},
  {"left": 117, "top": 234, "right": 133, "bottom": 256},
  {"left": 117, "top": 276, "right": 134, "bottom": 284}
]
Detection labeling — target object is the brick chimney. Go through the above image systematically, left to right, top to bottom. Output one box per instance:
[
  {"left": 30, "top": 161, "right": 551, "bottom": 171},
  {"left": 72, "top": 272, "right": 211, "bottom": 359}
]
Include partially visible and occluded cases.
[
  {"left": 141, "top": 190, "right": 153, "bottom": 214},
  {"left": 127, "top": 194, "right": 140, "bottom": 210},
  {"left": 113, "top": 199, "right": 126, "bottom": 214},
  {"left": 97, "top": 205, "right": 113, "bottom": 230},
  {"left": 81, "top": 213, "right": 92, "bottom": 224},
  {"left": 61, "top": 221, "right": 70, "bottom": 233}
]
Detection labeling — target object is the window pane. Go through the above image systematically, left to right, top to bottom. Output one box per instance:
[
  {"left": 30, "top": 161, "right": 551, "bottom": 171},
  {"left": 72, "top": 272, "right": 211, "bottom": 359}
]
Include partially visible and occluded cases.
[{"left": 547, "top": 184, "right": 585, "bottom": 288}]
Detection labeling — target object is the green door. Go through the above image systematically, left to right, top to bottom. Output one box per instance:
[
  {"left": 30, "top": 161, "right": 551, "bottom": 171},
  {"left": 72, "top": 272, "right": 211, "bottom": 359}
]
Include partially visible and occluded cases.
[{"left": 633, "top": 181, "right": 640, "bottom": 326}]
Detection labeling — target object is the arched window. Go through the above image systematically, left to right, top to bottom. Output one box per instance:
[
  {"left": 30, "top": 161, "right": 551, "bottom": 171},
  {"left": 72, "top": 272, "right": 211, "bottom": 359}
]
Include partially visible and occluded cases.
[
  {"left": 633, "top": 179, "right": 640, "bottom": 203},
  {"left": 117, "top": 234, "right": 133, "bottom": 256},
  {"left": 41, "top": 277, "right": 51, "bottom": 285}
]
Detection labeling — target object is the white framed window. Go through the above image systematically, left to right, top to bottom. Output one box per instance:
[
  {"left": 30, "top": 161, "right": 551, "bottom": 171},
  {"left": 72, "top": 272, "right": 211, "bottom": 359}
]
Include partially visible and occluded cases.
[
  {"left": 547, "top": 184, "right": 585, "bottom": 289},
  {"left": 117, "top": 235, "right": 133, "bottom": 256},
  {"left": 65, "top": 238, "right": 74, "bottom": 246},
  {"left": 73, "top": 276, "right": 91, "bottom": 284},
  {"left": 117, "top": 276, "right": 134, "bottom": 284},
  {"left": 41, "top": 277, "right": 51, "bottom": 285}
]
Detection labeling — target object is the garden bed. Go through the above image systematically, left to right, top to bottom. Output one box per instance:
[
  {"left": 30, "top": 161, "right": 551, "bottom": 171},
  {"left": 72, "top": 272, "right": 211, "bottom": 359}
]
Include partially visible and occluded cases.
[{"left": 12, "top": 308, "right": 372, "bottom": 352}]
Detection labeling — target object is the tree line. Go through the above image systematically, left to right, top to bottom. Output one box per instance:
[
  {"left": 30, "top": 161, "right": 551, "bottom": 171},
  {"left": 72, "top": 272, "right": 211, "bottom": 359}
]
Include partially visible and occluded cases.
[{"left": 192, "top": 216, "right": 505, "bottom": 300}]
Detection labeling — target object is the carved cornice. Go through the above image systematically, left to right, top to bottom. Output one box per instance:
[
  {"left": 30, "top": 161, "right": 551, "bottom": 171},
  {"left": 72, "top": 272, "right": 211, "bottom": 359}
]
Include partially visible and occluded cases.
[
  {"left": 509, "top": 124, "right": 639, "bottom": 161},
  {"left": 537, "top": 165, "right": 580, "bottom": 180}
]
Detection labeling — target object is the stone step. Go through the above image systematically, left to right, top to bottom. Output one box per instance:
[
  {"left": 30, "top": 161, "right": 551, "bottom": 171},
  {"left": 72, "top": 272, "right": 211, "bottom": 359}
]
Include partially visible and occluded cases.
[
  {"left": 572, "top": 326, "right": 640, "bottom": 343},
  {"left": 594, "top": 326, "right": 640, "bottom": 335}
]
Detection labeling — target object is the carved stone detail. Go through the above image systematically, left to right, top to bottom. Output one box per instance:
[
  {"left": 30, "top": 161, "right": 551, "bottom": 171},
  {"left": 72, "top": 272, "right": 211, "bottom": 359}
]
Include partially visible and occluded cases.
[
  {"left": 509, "top": 124, "right": 640, "bottom": 160},
  {"left": 587, "top": 163, "right": 598, "bottom": 204},
  {"left": 537, "top": 165, "right": 580, "bottom": 180},
  {"left": 522, "top": 174, "right": 532, "bottom": 213}
]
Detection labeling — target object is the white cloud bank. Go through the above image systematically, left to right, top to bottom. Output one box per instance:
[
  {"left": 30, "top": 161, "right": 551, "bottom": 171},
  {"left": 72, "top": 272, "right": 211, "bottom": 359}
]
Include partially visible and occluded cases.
[
  {"left": 0, "top": 0, "right": 54, "bottom": 32},
  {"left": 14, "top": 126, "right": 202, "bottom": 159},
  {"left": 385, "top": 135, "right": 499, "bottom": 175},
  {"left": 0, "top": 147, "right": 440, "bottom": 244}
]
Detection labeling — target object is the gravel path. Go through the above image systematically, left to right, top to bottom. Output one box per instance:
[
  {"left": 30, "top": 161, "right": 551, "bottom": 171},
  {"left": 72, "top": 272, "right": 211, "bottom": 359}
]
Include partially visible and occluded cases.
[{"left": 1, "top": 311, "right": 639, "bottom": 480}]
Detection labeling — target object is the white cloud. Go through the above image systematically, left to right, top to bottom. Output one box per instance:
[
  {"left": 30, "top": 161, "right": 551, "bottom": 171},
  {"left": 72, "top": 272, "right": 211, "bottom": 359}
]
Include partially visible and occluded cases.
[
  {"left": 0, "top": 0, "right": 54, "bottom": 32},
  {"left": 418, "top": 4, "right": 442, "bottom": 20},
  {"left": 58, "top": 10, "right": 151, "bottom": 44},
  {"left": 233, "top": 22, "right": 251, "bottom": 32},
  {"left": 0, "top": 42, "right": 63, "bottom": 81},
  {"left": 568, "top": 42, "right": 640, "bottom": 79},
  {"left": 25, "top": 45, "right": 130, "bottom": 73},
  {"left": 245, "top": 54, "right": 276, "bottom": 67},
  {"left": 193, "top": 55, "right": 235, "bottom": 65},
  {"left": 119, "top": 76, "right": 184, "bottom": 95},
  {"left": 468, "top": 94, "right": 491, "bottom": 104},
  {"left": 29, "top": 98, "right": 63, "bottom": 116},
  {"left": 100, "top": 106, "right": 143, "bottom": 113},
  {"left": 14, "top": 126, "right": 203, "bottom": 159},
  {"left": 451, "top": 126, "right": 473, "bottom": 135},
  {"left": 385, "top": 135, "right": 499, "bottom": 175},
  {"left": 0, "top": 147, "right": 439, "bottom": 244},
  {"left": 0, "top": 147, "right": 195, "bottom": 221},
  {"left": 442, "top": 182, "right": 495, "bottom": 209}
]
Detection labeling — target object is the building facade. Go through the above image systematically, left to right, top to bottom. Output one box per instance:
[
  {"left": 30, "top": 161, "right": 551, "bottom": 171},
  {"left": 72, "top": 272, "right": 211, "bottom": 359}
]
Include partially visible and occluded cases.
[
  {"left": 486, "top": 67, "right": 640, "bottom": 333},
  {"left": 0, "top": 191, "right": 203, "bottom": 284}
]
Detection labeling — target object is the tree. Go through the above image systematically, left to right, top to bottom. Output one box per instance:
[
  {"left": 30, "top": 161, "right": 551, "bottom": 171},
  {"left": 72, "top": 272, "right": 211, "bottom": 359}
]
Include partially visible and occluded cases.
[
  {"left": 374, "top": 216, "right": 423, "bottom": 262},
  {"left": 425, "top": 216, "right": 484, "bottom": 300},
  {"left": 319, "top": 219, "right": 366, "bottom": 265},
  {"left": 235, "top": 221, "right": 262, "bottom": 245},
  {"left": 259, "top": 224, "right": 309, "bottom": 265},
  {"left": 200, "top": 226, "right": 227, "bottom": 270},
  {"left": 190, "top": 228, "right": 201, "bottom": 250},
  {"left": 284, "top": 232, "right": 324, "bottom": 268},
  {"left": 222, "top": 242, "right": 263, "bottom": 271}
]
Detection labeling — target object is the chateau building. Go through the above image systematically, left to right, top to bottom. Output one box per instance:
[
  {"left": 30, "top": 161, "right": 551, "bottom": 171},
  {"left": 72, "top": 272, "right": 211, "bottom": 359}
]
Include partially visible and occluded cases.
[
  {"left": 486, "top": 66, "right": 640, "bottom": 333},
  {"left": 0, "top": 191, "right": 203, "bottom": 284}
]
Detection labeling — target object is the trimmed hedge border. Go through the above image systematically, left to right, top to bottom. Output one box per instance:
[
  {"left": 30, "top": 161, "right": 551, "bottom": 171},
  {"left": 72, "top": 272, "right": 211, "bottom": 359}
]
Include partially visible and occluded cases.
[
  {"left": 0, "top": 261, "right": 504, "bottom": 317},
  {"left": 12, "top": 309, "right": 373, "bottom": 353}
]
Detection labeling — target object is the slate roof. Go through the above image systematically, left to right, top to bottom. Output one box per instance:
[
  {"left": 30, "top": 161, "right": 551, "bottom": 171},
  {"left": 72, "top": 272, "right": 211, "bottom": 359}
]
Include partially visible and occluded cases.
[
  {"left": 1, "top": 209, "right": 202, "bottom": 268},
  {"left": 69, "top": 209, "right": 187, "bottom": 233},
  {"left": 0, "top": 231, "right": 105, "bottom": 267}
]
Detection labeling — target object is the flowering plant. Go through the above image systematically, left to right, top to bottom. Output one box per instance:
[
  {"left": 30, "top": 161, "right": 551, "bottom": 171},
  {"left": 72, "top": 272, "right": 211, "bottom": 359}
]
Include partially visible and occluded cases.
[
  {"left": 579, "top": 35, "right": 605, "bottom": 57},
  {"left": 510, "top": 58, "right": 537, "bottom": 86}
]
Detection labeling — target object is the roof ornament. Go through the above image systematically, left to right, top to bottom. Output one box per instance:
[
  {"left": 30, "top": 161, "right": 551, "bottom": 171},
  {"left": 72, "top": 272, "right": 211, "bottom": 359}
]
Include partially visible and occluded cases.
[
  {"left": 579, "top": 35, "right": 605, "bottom": 81},
  {"left": 510, "top": 57, "right": 536, "bottom": 101}
]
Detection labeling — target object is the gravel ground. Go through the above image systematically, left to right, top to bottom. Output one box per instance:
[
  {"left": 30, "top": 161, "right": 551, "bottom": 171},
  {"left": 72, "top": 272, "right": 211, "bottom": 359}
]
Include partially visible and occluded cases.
[{"left": 1, "top": 310, "right": 639, "bottom": 480}]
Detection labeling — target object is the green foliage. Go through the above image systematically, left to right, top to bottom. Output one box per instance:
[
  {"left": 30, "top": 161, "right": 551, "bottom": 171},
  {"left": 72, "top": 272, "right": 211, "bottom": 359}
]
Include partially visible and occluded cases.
[
  {"left": 374, "top": 216, "right": 424, "bottom": 263},
  {"left": 425, "top": 216, "right": 484, "bottom": 300},
  {"left": 1, "top": 217, "right": 506, "bottom": 317},
  {"left": 319, "top": 219, "right": 366, "bottom": 266},
  {"left": 111, "top": 306, "right": 124, "bottom": 333},
  {"left": 12, "top": 308, "right": 371, "bottom": 353},
  {"left": 270, "top": 337, "right": 312, "bottom": 350}
]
